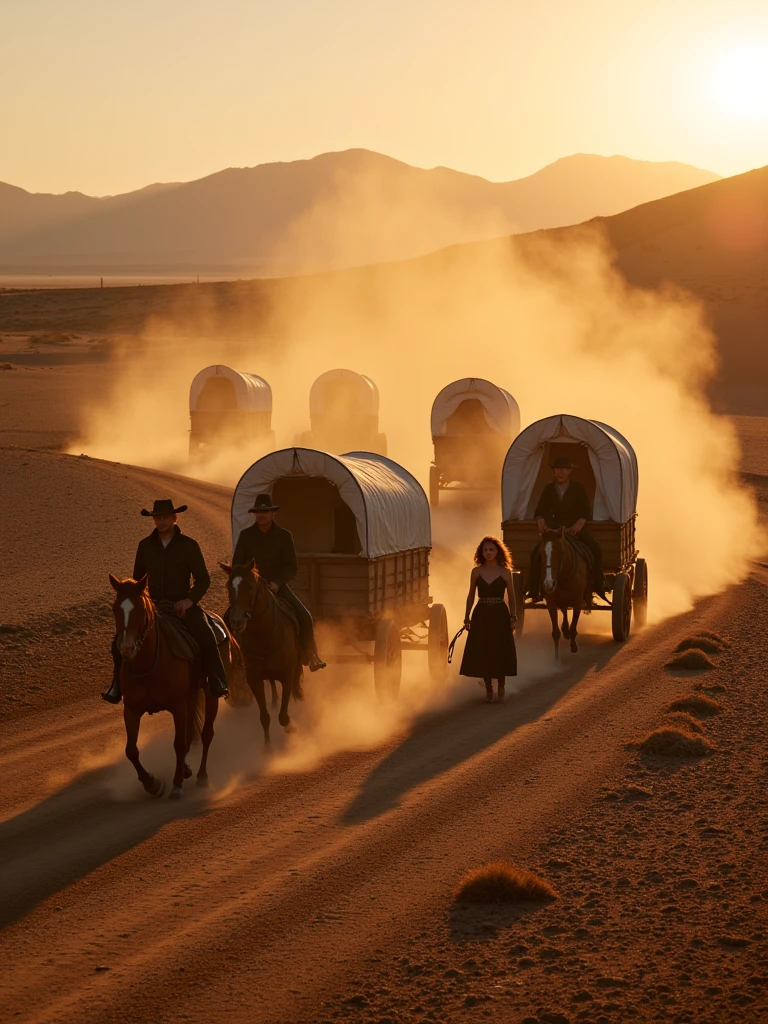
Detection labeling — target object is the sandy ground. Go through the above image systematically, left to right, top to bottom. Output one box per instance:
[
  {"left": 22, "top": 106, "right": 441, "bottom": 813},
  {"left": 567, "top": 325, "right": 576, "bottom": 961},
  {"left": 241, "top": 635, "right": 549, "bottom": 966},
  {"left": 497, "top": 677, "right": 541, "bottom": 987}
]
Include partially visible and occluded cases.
[{"left": 1, "top": 365, "right": 767, "bottom": 1023}]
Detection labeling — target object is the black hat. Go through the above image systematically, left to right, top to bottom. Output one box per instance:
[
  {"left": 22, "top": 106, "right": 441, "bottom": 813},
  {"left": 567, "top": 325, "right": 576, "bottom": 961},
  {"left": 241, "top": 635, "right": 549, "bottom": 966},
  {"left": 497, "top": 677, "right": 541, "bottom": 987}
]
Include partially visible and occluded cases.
[
  {"left": 551, "top": 456, "right": 577, "bottom": 469},
  {"left": 248, "top": 493, "right": 280, "bottom": 513},
  {"left": 141, "top": 498, "right": 188, "bottom": 517}
]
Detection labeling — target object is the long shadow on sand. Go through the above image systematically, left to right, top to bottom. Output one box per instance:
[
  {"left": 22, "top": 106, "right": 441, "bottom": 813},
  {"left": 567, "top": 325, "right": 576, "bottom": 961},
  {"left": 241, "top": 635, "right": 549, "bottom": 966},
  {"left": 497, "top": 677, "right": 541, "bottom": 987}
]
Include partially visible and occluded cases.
[
  {"left": 341, "top": 631, "right": 622, "bottom": 826},
  {"left": 0, "top": 766, "right": 213, "bottom": 928}
]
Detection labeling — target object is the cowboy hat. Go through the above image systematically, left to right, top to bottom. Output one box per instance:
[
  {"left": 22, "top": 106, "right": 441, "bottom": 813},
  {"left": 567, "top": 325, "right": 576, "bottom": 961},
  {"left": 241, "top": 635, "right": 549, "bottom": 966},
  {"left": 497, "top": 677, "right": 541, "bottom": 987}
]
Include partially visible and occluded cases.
[
  {"left": 550, "top": 456, "right": 578, "bottom": 469},
  {"left": 248, "top": 493, "right": 280, "bottom": 513},
  {"left": 140, "top": 498, "right": 188, "bottom": 517}
]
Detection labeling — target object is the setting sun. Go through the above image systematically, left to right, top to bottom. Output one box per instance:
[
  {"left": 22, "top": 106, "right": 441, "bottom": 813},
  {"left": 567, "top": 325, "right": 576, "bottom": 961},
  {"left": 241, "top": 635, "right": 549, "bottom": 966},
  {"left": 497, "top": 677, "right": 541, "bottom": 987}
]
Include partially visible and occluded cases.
[{"left": 710, "top": 43, "right": 768, "bottom": 118}]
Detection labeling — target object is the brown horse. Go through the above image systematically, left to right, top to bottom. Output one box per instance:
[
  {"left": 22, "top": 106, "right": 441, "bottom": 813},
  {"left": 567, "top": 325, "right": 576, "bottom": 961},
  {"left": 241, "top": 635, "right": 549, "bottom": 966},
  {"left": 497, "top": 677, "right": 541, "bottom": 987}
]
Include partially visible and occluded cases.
[
  {"left": 538, "top": 528, "right": 588, "bottom": 661},
  {"left": 220, "top": 561, "right": 303, "bottom": 753},
  {"left": 109, "top": 574, "right": 223, "bottom": 798}
]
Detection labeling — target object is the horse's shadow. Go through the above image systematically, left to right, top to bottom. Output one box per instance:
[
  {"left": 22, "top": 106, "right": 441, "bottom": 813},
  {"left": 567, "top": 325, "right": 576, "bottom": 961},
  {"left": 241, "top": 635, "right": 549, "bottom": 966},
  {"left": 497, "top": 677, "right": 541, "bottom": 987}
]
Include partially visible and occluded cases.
[
  {"left": 341, "top": 631, "right": 621, "bottom": 826},
  {"left": 0, "top": 764, "right": 213, "bottom": 929}
]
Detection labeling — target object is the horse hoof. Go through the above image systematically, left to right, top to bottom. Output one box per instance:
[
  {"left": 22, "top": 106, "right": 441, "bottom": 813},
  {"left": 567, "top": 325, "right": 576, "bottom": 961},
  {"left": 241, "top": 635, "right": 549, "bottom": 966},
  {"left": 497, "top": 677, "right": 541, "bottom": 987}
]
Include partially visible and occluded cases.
[
  {"left": 562, "top": 626, "right": 570, "bottom": 639},
  {"left": 571, "top": 644, "right": 579, "bottom": 654},
  {"left": 283, "top": 720, "right": 297, "bottom": 734},
  {"left": 183, "top": 764, "right": 193, "bottom": 779},
  {"left": 196, "top": 775, "right": 209, "bottom": 789},
  {"left": 147, "top": 777, "right": 165, "bottom": 798},
  {"left": 169, "top": 786, "right": 183, "bottom": 800}
]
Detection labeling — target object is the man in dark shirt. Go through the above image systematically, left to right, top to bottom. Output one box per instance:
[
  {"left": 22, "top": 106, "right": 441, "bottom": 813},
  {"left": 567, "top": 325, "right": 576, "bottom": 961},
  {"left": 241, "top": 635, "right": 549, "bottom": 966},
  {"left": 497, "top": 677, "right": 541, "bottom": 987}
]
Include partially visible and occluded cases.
[
  {"left": 528, "top": 458, "right": 606, "bottom": 600},
  {"left": 232, "top": 493, "right": 326, "bottom": 671},
  {"left": 102, "top": 499, "right": 229, "bottom": 704}
]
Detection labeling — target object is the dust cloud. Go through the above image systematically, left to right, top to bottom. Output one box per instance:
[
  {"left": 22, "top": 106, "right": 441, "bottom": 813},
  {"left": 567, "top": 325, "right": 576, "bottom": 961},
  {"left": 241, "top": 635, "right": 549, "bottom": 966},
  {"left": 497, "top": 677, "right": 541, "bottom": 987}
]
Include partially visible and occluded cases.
[{"left": 70, "top": 173, "right": 762, "bottom": 779}]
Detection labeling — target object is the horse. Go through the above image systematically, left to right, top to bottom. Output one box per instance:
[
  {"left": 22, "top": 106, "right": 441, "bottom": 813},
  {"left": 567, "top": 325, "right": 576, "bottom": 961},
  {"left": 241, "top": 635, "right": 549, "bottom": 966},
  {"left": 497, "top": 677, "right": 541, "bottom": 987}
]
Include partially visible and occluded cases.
[
  {"left": 538, "top": 527, "right": 589, "bottom": 661},
  {"left": 220, "top": 560, "right": 304, "bottom": 753},
  {"left": 109, "top": 573, "right": 224, "bottom": 798}
]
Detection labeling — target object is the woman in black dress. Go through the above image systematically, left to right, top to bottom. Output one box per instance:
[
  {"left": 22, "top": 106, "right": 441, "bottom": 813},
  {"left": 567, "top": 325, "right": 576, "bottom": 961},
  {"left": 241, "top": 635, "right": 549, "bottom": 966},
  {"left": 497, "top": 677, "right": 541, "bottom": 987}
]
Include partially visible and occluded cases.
[{"left": 460, "top": 536, "right": 517, "bottom": 703}]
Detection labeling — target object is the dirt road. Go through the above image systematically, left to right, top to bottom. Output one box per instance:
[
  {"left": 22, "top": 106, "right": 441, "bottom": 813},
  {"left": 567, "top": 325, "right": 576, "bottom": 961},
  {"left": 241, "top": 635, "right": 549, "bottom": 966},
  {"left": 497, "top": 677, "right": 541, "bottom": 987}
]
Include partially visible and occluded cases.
[{"left": 1, "top": 450, "right": 766, "bottom": 1024}]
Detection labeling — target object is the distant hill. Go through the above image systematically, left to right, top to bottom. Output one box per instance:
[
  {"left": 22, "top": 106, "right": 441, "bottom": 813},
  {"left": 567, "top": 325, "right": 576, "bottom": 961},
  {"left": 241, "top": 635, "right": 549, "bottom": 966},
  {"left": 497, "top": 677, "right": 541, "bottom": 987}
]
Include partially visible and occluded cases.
[{"left": 0, "top": 150, "right": 718, "bottom": 274}]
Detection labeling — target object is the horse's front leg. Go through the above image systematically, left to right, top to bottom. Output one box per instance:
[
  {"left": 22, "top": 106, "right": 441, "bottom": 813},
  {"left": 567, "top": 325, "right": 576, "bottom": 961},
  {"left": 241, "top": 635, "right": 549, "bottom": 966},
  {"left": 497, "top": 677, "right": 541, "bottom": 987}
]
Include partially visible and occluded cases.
[
  {"left": 546, "top": 600, "right": 561, "bottom": 662},
  {"left": 569, "top": 604, "right": 582, "bottom": 654},
  {"left": 561, "top": 609, "right": 571, "bottom": 639},
  {"left": 278, "top": 673, "right": 296, "bottom": 733},
  {"left": 251, "top": 674, "right": 272, "bottom": 753},
  {"left": 269, "top": 680, "right": 278, "bottom": 709},
  {"left": 197, "top": 692, "right": 219, "bottom": 788},
  {"left": 124, "top": 705, "right": 164, "bottom": 797},
  {"left": 170, "top": 708, "right": 187, "bottom": 798}
]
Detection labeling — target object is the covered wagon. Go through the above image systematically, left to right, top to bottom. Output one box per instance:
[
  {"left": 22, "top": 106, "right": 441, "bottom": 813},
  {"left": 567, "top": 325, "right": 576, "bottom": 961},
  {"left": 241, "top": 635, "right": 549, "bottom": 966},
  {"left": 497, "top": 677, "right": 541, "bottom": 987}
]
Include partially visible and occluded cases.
[
  {"left": 189, "top": 364, "right": 274, "bottom": 457},
  {"left": 301, "top": 369, "right": 387, "bottom": 456},
  {"left": 430, "top": 378, "right": 520, "bottom": 506},
  {"left": 501, "top": 414, "right": 647, "bottom": 641},
  {"left": 231, "top": 447, "right": 448, "bottom": 698}
]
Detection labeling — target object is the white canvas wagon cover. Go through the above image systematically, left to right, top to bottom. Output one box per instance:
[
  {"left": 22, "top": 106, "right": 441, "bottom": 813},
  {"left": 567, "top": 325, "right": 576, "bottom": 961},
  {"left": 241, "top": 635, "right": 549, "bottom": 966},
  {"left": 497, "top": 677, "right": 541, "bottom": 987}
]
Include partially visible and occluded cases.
[
  {"left": 189, "top": 365, "right": 272, "bottom": 413},
  {"left": 309, "top": 369, "right": 379, "bottom": 416},
  {"left": 431, "top": 378, "right": 521, "bottom": 438},
  {"left": 502, "top": 414, "right": 638, "bottom": 523},
  {"left": 231, "top": 448, "right": 430, "bottom": 559}
]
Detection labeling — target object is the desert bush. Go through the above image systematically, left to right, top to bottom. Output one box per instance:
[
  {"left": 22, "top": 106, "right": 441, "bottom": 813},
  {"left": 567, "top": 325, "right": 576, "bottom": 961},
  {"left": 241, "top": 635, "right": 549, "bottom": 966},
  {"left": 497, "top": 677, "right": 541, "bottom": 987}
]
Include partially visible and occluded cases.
[
  {"left": 674, "top": 636, "right": 726, "bottom": 655},
  {"left": 666, "top": 649, "right": 714, "bottom": 670},
  {"left": 667, "top": 693, "right": 722, "bottom": 717},
  {"left": 664, "top": 711, "right": 705, "bottom": 734},
  {"left": 636, "top": 727, "right": 713, "bottom": 758},
  {"left": 455, "top": 862, "right": 557, "bottom": 904}
]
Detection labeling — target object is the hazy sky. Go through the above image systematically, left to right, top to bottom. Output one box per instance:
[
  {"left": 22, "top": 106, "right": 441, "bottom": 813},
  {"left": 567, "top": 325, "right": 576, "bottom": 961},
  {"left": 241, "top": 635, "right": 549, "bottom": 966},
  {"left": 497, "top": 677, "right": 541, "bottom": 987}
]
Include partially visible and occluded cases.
[{"left": 2, "top": 0, "right": 767, "bottom": 195}]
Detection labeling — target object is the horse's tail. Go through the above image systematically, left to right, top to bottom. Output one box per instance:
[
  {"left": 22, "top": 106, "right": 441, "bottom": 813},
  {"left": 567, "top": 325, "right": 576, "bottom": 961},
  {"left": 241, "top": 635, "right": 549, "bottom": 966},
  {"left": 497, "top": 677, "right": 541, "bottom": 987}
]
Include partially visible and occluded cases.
[{"left": 292, "top": 662, "right": 305, "bottom": 702}]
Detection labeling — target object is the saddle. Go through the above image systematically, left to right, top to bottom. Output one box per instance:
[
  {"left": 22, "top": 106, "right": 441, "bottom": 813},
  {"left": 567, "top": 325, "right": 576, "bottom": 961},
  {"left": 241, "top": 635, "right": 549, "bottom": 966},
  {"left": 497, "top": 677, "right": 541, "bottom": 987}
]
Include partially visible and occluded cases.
[
  {"left": 275, "top": 596, "right": 300, "bottom": 637},
  {"left": 154, "top": 603, "right": 231, "bottom": 663}
]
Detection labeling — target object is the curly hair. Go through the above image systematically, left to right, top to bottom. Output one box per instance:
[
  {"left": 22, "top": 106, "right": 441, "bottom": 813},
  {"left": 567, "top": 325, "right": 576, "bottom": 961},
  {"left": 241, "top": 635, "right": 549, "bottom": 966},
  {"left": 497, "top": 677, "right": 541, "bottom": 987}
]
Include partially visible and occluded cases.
[{"left": 473, "top": 535, "right": 513, "bottom": 568}]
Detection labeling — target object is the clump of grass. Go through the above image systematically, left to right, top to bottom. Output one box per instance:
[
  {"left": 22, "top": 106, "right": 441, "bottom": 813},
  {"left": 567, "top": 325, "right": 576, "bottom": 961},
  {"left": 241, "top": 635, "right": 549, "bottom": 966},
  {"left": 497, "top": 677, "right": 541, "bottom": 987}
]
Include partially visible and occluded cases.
[
  {"left": 697, "top": 630, "right": 731, "bottom": 648},
  {"left": 674, "top": 635, "right": 727, "bottom": 655},
  {"left": 666, "top": 649, "right": 715, "bottom": 671},
  {"left": 667, "top": 693, "right": 722, "bottom": 717},
  {"left": 664, "top": 711, "right": 706, "bottom": 734},
  {"left": 636, "top": 727, "right": 714, "bottom": 758},
  {"left": 455, "top": 862, "right": 557, "bottom": 904}
]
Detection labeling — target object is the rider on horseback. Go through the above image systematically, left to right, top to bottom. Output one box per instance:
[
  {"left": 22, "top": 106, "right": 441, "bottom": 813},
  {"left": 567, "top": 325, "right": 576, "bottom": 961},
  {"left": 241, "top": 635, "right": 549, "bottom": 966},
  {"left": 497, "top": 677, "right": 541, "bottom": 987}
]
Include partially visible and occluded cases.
[
  {"left": 527, "top": 458, "right": 607, "bottom": 601},
  {"left": 232, "top": 493, "right": 326, "bottom": 672},
  {"left": 102, "top": 499, "right": 229, "bottom": 704}
]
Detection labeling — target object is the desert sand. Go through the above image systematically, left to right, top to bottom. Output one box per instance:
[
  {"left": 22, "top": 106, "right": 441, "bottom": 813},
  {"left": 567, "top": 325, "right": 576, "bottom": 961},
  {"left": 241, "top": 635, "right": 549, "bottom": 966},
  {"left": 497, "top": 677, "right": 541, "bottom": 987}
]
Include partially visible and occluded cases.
[{"left": 1, "top": 346, "right": 767, "bottom": 1024}]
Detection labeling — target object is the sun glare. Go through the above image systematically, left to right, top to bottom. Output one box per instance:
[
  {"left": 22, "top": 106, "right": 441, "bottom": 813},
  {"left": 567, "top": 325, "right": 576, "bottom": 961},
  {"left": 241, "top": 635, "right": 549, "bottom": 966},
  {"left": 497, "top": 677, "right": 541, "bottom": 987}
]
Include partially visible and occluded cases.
[{"left": 710, "top": 43, "right": 768, "bottom": 119}]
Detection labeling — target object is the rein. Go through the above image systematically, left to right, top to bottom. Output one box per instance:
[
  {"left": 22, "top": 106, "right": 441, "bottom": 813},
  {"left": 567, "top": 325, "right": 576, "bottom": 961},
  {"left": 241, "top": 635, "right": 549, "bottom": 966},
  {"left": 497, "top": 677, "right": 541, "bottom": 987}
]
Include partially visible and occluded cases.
[
  {"left": 233, "top": 579, "right": 285, "bottom": 661},
  {"left": 123, "top": 599, "right": 161, "bottom": 677},
  {"left": 447, "top": 626, "right": 466, "bottom": 664}
]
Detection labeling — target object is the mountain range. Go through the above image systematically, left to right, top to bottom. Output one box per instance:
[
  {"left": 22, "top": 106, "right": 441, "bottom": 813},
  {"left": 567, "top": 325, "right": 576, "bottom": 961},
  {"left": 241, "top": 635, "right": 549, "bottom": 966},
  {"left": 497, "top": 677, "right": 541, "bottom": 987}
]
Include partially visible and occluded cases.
[{"left": 0, "top": 150, "right": 719, "bottom": 275}]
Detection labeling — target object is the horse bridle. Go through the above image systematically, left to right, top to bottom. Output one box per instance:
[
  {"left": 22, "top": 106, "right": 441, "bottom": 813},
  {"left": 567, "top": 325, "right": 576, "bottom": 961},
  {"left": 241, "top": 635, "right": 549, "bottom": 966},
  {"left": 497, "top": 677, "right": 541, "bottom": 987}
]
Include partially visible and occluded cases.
[
  {"left": 541, "top": 534, "right": 576, "bottom": 589},
  {"left": 230, "top": 576, "right": 283, "bottom": 660},
  {"left": 120, "top": 598, "right": 161, "bottom": 676}
]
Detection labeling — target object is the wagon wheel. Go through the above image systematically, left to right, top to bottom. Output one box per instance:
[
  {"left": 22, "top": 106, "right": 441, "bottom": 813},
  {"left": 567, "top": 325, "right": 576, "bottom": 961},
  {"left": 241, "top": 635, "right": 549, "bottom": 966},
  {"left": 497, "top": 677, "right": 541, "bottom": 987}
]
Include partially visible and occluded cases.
[
  {"left": 429, "top": 465, "right": 440, "bottom": 508},
  {"left": 633, "top": 558, "right": 648, "bottom": 628},
  {"left": 512, "top": 572, "right": 526, "bottom": 637},
  {"left": 611, "top": 572, "right": 632, "bottom": 642},
  {"left": 428, "top": 604, "right": 449, "bottom": 683},
  {"left": 374, "top": 619, "right": 402, "bottom": 701}
]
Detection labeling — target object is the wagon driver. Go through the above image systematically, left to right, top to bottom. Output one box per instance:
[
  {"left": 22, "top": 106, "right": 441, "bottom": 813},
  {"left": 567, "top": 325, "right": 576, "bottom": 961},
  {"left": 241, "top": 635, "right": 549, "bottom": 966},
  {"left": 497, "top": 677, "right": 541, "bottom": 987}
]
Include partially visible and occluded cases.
[
  {"left": 527, "top": 457, "right": 607, "bottom": 601},
  {"left": 232, "top": 493, "right": 326, "bottom": 672},
  {"left": 102, "top": 499, "right": 229, "bottom": 703}
]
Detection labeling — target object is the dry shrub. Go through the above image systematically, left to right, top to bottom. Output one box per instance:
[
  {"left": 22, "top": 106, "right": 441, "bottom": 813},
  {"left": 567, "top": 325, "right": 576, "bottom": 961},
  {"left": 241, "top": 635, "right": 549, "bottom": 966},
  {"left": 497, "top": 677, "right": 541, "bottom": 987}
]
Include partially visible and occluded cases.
[
  {"left": 697, "top": 630, "right": 731, "bottom": 648},
  {"left": 674, "top": 635, "right": 727, "bottom": 655},
  {"left": 666, "top": 649, "right": 715, "bottom": 671},
  {"left": 667, "top": 693, "right": 722, "bottom": 717},
  {"left": 664, "top": 711, "right": 706, "bottom": 734},
  {"left": 636, "top": 727, "right": 714, "bottom": 758},
  {"left": 455, "top": 862, "right": 557, "bottom": 904}
]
